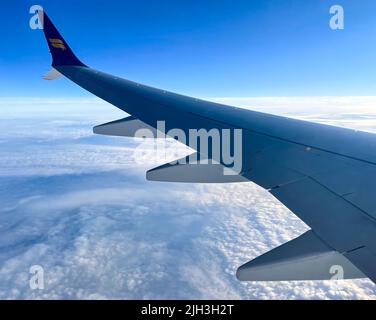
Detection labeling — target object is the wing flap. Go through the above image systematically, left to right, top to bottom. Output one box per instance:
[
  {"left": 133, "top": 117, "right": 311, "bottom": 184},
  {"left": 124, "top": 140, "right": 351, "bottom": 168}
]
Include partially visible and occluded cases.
[
  {"left": 93, "top": 116, "right": 164, "bottom": 138},
  {"left": 271, "top": 177, "right": 376, "bottom": 253},
  {"left": 237, "top": 230, "right": 365, "bottom": 281},
  {"left": 344, "top": 247, "right": 376, "bottom": 283}
]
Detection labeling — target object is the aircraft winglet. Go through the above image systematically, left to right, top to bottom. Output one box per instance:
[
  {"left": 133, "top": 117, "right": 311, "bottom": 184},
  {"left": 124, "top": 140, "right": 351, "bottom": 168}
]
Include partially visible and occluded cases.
[{"left": 38, "top": 10, "right": 86, "bottom": 67}]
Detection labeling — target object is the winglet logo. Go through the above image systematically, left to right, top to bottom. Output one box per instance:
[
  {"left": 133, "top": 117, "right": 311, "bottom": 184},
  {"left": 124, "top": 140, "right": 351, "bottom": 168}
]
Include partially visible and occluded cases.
[{"left": 48, "top": 38, "right": 66, "bottom": 51}]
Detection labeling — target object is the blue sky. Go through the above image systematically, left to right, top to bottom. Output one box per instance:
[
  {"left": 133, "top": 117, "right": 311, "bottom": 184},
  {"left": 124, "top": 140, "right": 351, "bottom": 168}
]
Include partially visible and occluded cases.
[{"left": 2, "top": 0, "right": 376, "bottom": 98}]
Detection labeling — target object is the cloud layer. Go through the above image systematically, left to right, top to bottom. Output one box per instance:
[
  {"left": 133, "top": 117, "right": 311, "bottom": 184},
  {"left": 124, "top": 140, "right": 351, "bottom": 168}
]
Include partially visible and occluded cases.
[{"left": 0, "top": 98, "right": 375, "bottom": 299}]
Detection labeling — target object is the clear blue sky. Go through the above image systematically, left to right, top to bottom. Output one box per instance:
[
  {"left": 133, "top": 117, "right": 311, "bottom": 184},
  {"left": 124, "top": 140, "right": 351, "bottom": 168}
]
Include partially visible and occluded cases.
[{"left": 2, "top": 0, "right": 376, "bottom": 98}]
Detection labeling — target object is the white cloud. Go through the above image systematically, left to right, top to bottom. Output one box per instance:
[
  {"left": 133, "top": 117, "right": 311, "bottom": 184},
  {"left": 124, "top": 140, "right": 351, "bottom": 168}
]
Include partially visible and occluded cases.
[
  {"left": 208, "top": 96, "right": 376, "bottom": 116},
  {"left": 0, "top": 97, "right": 375, "bottom": 299}
]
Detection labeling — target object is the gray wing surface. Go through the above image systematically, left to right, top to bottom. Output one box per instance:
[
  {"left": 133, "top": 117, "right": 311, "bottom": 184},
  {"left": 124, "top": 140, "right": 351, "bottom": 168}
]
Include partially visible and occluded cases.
[{"left": 40, "top": 10, "right": 376, "bottom": 283}]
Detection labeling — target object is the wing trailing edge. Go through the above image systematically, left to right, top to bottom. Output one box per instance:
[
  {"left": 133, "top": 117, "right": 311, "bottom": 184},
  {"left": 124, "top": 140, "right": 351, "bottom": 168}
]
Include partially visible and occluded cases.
[{"left": 237, "top": 230, "right": 365, "bottom": 281}]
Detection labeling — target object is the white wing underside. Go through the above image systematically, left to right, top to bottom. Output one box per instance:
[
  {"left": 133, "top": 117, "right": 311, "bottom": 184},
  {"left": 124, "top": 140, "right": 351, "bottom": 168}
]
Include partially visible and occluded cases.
[{"left": 43, "top": 68, "right": 63, "bottom": 80}]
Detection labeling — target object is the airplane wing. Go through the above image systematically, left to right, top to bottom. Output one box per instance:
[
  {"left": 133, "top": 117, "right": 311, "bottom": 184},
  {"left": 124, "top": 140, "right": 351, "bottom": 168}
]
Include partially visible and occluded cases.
[{"left": 38, "top": 10, "right": 376, "bottom": 283}]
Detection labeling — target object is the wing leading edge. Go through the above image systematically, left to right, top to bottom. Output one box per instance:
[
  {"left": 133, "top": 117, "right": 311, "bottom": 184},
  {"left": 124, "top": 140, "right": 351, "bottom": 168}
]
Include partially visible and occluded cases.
[{"left": 39, "top": 10, "right": 376, "bottom": 284}]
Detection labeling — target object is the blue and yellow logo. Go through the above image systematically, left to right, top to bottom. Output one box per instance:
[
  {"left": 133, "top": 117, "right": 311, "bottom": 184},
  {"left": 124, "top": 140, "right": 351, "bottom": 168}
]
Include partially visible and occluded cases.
[{"left": 48, "top": 38, "right": 66, "bottom": 51}]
